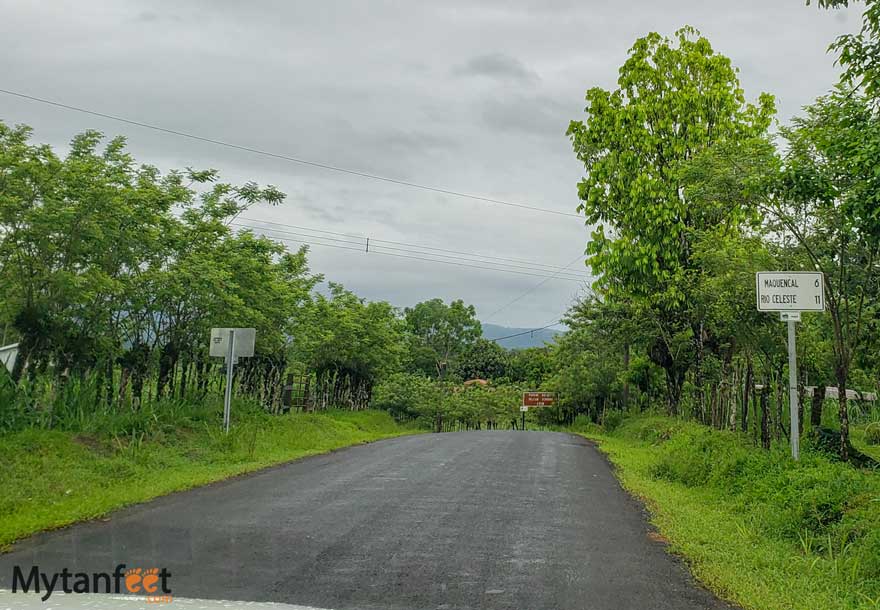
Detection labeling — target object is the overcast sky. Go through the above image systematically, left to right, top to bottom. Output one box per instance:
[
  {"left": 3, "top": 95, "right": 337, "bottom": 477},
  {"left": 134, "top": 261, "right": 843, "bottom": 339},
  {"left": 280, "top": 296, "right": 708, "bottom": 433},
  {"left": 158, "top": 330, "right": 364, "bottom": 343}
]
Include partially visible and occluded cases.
[{"left": 0, "top": 1, "right": 863, "bottom": 328}]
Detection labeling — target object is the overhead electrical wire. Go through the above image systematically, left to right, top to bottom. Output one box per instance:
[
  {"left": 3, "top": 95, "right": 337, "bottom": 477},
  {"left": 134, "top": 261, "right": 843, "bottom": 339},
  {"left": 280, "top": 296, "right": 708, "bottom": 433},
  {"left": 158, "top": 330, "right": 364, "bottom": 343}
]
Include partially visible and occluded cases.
[
  {"left": 0, "top": 87, "right": 583, "bottom": 219},
  {"left": 237, "top": 216, "right": 582, "bottom": 273},
  {"left": 230, "top": 220, "right": 590, "bottom": 281},
  {"left": 240, "top": 228, "right": 589, "bottom": 283},
  {"left": 483, "top": 253, "right": 586, "bottom": 321},
  {"left": 489, "top": 319, "right": 565, "bottom": 342}
]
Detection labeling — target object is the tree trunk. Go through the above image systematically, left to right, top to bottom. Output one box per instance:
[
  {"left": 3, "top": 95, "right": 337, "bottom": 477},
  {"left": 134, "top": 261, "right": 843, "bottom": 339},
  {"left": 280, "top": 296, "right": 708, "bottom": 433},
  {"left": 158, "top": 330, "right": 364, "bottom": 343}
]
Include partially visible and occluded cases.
[
  {"left": 694, "top": 322, "right": 705, "bottom": 422},
  {"left": 156, "top": 341, "right": 178, "bottom": 398},
  {"left": 622, "top": 342, "right": 630, "bottom": 410},
  {"left": 105, "top": 359, "right": 114, "bottom": 407},
  {"left": 742, "top": 359, "right": 752, "bottom": 434},
  {"left": 837, "top": 365, "right": 850, "bottom": 462},
  {"left": 728, "top": 366, "right": 738, "bottom": 432},
  {"left": 797, "top": 366, "right": 806, "bottom": 437},
  {"left": 118, "top": 367, "right": 131, "bottom": 406},
  {"left": 665, "top": 368, "right": 684, "bottom": 416},
  {"left": 810, "top": 384, "right": 826, "bottom": 429},
  {"left": 760, "top": 385, "right": 770, "bottom": 450}
]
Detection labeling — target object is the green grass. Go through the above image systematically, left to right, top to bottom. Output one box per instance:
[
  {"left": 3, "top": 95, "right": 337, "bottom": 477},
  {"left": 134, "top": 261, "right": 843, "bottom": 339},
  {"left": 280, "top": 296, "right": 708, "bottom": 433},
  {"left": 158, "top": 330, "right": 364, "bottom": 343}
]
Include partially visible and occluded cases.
[
  {"left": 0, "top": 406, "right": 420, "bottom": 548},
  {"left": 576, "top": 415, "right": 880, "bottom": 610},
  {"left": 852, "top": 423, "right": 880, "bottom": 462}
]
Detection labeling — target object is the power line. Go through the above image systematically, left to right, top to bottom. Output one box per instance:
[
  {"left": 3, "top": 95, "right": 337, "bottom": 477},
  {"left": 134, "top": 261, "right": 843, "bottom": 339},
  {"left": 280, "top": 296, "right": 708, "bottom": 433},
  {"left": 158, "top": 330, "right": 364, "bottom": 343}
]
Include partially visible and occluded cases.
[
  {"left": 0, "top": 87, "right": 583, "bottom": 219},
  {"left": 238, "top": 216, "right": 584, "bottom": 273},
  {"left": 233, "top": 221, "right": 589, "bottom": 281},
  {"left": 229, "top": 222, "right": 365, "bottom": 248},
  {"left": 256, "top": 232, "right": 587, "bottom": 282},
  {"left": 483, "top": 253, "right": 586, "bottom": 320},
  {"left": 490, "top": 320, "right": 565, "bottom": 342}
]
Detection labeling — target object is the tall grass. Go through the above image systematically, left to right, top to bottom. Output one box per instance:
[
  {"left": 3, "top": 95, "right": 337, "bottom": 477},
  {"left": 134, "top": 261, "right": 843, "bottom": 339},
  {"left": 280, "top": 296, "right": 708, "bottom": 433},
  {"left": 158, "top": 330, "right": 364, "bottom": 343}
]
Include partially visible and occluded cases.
[{"left": 579, "top": 415, "right": 880, "bottom": 610}]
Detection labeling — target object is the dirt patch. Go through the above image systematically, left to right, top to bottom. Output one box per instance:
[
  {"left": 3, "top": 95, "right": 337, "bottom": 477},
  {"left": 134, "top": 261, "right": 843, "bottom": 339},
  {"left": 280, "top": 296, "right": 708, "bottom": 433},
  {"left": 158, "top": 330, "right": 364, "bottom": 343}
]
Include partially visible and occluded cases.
[{"left": 73, "top": 434, "right": 111, "bottom": 455}]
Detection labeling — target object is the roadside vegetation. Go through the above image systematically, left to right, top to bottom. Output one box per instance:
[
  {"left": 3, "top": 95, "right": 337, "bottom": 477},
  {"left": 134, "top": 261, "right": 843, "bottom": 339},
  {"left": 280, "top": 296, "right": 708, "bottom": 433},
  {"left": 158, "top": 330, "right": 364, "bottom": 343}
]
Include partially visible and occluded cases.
[
  {"left": 0, "top": 403, "right": 415, "bottom": 548},
  {"left": 577, "top": 414, "right": 880, "bottom": 610}
]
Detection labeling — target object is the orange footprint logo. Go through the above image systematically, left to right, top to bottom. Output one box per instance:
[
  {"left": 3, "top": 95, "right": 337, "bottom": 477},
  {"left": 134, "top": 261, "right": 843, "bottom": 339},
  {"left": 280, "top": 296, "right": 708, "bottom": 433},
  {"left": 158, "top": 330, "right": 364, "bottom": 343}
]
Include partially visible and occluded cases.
[
  {"left": 125, "top": 567, "right": 142, "bottom": 593},
  {"left": 142, "top": 568, "right": 160, "bottom": 594}
]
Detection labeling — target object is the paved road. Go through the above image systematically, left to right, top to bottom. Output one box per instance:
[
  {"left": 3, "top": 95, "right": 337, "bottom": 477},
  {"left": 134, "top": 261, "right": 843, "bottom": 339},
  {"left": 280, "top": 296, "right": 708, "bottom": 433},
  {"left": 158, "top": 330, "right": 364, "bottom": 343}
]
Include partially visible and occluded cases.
[{"left": 0, "top": 432, "right": 732, "bottom": 610}]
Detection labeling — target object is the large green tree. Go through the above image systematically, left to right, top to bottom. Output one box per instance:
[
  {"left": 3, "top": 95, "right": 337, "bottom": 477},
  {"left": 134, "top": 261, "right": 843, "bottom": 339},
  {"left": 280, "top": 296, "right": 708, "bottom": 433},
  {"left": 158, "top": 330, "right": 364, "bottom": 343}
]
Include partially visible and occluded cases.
[
  {"left": 567, "top": 27, "right": 775, "bottom": 411},
  {"left": 403, "top": 298, "right": 481, "bottom": 378},
  {"left": 453, "top": 338, "right": 509, "bottom": 381}
]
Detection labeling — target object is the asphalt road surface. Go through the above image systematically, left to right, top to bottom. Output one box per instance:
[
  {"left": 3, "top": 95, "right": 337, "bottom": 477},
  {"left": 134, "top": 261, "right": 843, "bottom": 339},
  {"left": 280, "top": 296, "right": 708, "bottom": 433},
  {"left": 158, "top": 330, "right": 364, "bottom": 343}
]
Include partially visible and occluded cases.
[{"left": 0, "top": 431, "right": 733, "bottom": 610}]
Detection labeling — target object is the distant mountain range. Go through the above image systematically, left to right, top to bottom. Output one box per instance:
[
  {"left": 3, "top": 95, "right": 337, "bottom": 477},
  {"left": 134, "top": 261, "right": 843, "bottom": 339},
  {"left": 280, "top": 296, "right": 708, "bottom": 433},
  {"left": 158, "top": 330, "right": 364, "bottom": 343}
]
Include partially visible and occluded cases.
[{"left": 481, "top": 323, "right": 563, "bottom": 349}]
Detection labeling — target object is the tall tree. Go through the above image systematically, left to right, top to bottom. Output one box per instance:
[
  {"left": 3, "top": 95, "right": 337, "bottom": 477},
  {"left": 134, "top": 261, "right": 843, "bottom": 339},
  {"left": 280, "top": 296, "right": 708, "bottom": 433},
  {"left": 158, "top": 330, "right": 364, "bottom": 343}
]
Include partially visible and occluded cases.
[
  {"left": 567, "top": 27, "right": 775, "bottom": 412},
  {"left": 772, "top": 88, "right": 880, "bottom": 460},
  {"left": 403, "top": 299, "right": 481, "bottom": 378},
  {"left": 453, "top": 338, "right": 509, "bottom": 381}
]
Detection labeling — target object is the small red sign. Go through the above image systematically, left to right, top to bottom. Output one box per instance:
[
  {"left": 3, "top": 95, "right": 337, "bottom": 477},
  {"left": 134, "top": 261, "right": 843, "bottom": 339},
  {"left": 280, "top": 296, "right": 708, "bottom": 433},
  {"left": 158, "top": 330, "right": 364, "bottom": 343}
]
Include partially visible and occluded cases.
[{"left": 522, "top": 392, "right": 555, "bottom": 407}]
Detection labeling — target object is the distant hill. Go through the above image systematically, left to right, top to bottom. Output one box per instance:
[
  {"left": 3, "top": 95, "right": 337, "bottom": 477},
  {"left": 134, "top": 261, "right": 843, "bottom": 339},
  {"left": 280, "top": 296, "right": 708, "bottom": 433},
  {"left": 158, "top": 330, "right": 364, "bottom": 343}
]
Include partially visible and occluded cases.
[{"left": 481, "top": 323, "right": 563, "bottom": 349}]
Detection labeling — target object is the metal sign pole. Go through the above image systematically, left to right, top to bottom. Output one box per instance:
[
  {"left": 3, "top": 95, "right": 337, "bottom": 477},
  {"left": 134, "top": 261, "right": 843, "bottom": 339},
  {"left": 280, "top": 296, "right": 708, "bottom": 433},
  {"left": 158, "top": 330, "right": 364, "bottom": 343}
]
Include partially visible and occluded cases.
[
  {"left": 787, "top": 320, "right": 799, "bottom": 460},
  {"left": 223, "top": 329, "right": 235, "bottom": 433},
  {"left": 521, "top": 408, "right": 526, "bottom": 432}
]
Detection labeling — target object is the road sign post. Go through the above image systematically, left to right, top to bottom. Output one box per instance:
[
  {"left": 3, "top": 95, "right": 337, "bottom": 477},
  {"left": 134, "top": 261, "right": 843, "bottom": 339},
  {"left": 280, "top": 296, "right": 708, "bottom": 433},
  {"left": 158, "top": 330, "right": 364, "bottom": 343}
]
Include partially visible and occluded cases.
[
  {"left": 756, "top": 272, "right": 824, "bottom": 460},
  {"left": 786, "top": 319, "right": 799, "bottom": 460},
  {"left": 210, "top": 328, "right": 256, "bottom": 433},
  {"left": 223, "top": 330, "right": 235, "bottom": 433}
]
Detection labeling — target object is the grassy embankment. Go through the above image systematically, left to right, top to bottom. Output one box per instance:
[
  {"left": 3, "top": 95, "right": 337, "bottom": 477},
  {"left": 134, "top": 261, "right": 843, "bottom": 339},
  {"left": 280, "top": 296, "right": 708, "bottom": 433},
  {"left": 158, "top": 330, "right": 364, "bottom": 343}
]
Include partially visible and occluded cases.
[
  {"left": 0, "top": 404, "right": 419, "bottom": 549},
  {"left": 573, "top": 415, "right": 880, "bottom": 610}
]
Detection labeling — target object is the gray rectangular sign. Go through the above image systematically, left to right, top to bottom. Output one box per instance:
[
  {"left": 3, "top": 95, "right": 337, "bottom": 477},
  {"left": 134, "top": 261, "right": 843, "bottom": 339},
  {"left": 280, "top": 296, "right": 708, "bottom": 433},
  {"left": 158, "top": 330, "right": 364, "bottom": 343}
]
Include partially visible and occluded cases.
[{"left": 210, "top": 328, "right": 256, "bottom": 358}]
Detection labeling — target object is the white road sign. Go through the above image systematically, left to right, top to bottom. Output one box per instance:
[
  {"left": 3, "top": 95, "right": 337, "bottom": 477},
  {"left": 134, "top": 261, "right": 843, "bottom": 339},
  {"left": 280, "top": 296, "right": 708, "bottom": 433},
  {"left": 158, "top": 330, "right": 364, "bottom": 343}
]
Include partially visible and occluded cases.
[
  {"left": 755, "top": 272, "right": 824, "bottom": 312},
  {"left": 210, "top": 328, "right": 256, "bottom": 358},
  {"left": 520, "top": 405, "right": 529, "bottom": 412}
]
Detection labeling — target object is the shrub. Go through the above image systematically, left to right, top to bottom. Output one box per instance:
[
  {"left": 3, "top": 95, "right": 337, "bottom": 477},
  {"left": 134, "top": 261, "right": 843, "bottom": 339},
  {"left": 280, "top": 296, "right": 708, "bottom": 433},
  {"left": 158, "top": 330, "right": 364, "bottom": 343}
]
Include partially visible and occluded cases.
[
  {"left": 602, "top": 409, "right": 626, "bottom": 432},
  {"left": 570, "top": 414, "right": 601, "bottom": 434}
]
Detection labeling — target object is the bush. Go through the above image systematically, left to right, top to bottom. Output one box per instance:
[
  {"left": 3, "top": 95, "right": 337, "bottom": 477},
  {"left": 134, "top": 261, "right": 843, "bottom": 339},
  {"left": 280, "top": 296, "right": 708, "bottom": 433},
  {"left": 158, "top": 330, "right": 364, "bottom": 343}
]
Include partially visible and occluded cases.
[
  {"left": 371, "top": 372, "right": 440, "bottom": 424},
  {"left": 602, "top": 409, "right": 626, "bottom": 432},
  {"left": 570, "top": 414, "right": 601, "bottom": 434},
  {"left": 612, "top": 415, "right": 683, "bottom": 444},
  {"left": 865, "top": 422, "right": 880, "bottom": 445}
]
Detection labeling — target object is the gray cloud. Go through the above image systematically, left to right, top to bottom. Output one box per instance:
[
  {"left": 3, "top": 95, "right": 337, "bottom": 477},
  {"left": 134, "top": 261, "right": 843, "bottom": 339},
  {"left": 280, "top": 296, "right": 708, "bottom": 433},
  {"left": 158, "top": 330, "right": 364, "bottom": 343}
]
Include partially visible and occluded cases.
[
  {"left": 455, "top": 53, "right": 540, "bottom": 83},
  {"left": 481, "top": 95, "right": 572, "bottom": 137}
]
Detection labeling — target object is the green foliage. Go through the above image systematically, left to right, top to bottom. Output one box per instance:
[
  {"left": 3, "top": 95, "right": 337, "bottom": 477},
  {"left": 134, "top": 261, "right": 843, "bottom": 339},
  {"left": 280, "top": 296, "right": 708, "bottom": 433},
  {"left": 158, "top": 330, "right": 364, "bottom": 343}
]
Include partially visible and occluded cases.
[
  {"left": 814, "top": 0, "right": 880, "bottom": 96},
  {"left": 567, "top": 26, "right": 774, "bottom": 303},
  {"left": 0, "top": 122, "right": 422, "bottom": 419},
  {"left": 294, "top": 283, "right": 404, "bottom": 408},
  {"left": 403, "top": 298, "right": 481, "bottom": 378},
  {"left": 453, "top": 338, "right": 509, "bottom": 381},
  {"left": 506, "top": 347, "right": 554, "bottom": 388},
  {"left": 371, "top": 372, "right": 442, "bottom": 423},
  {"left": 372, "top": 373, "right": 525, "bottom": 430},
  {"left": 601, "top": 409, "right": 626, "bottom": 432},
  {"left": 644, "top": 422, "right": 880, "bottom": 579},
  {"left": 865, "top": 422, "right": 880, "bottom": 445}
]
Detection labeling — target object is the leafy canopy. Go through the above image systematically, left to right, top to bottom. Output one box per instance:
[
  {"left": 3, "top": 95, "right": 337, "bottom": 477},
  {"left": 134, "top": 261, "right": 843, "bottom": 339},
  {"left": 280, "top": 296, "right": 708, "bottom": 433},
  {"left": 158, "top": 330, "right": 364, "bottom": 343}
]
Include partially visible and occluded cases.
[{"left": 567, "top": 27, "right": 775, "bottom": 304}]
